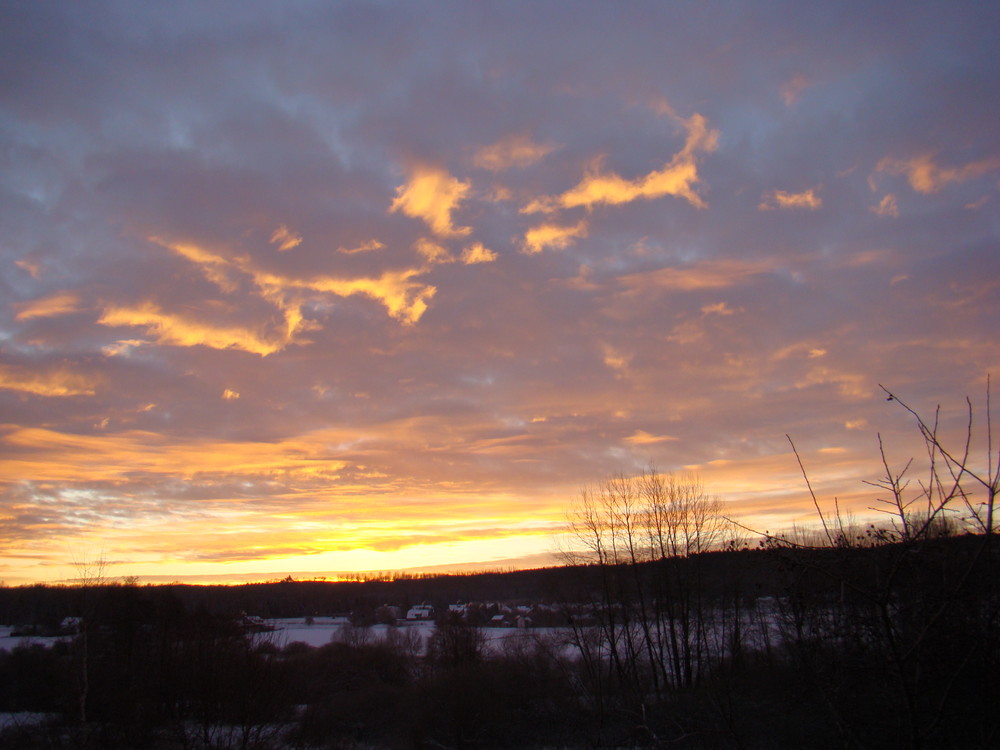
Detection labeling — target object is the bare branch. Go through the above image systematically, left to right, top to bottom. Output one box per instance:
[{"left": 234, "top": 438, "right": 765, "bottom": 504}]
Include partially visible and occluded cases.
[{"left": 787, "top": 434, "right": 834, "bottom": 546}]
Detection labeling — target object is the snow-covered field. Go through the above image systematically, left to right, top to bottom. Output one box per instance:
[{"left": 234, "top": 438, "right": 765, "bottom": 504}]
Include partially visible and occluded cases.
[
  {"left": 2, "top": 613, "right": 782, "bottom": 660},
  {"left": 263, "top": 617, "right": 569, "bottom": 656},
  {"left": 265, "top": 617, "right": 435, "bottom": 649},
  {"left": 0, "top": 619, "right": 558, "bottom": 654},
  {"left": 0, "top": 626, "right": 67, "bottom": 652},
  {"left": 0, "top": 712, "right": 53, "bottom": 730}
]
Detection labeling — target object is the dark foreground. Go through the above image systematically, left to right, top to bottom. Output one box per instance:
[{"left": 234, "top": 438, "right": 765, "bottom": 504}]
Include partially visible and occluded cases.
[{"left": 0, "top": 533, "right": 997, "bottom": 749}]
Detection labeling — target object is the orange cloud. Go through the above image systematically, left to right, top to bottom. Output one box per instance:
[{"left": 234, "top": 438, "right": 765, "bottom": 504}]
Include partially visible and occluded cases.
[
  {"left": 781, "top": 73, "right": 810, "bottom": 106},
  {"left": 523, "top": 112, "right": 717, "bottom": 213},
  {"left": 473, "top": 133, "right": 556, "bottom": 171},
  {"left": 877, "top": 153, "right": 1000, "bottom": 193},
  {"left": 390, "top": 165, "right": 471, "bottom": 236},
  {"left": 486, "top": 186, "right": 513, "bottom": 202},
  {"left": 758, "top": 187, "right": 822, "bottom": 210},
  {"left": 870, "top": 193, "right": 900, "bottom": 218},
  {"left": 521, "top": 220, "right": 588, "bottom": 254},
  {"left": 270, "top": 224, "right": 303, "bottom": 251},
  {"left": 151, "top": 237, "right": 438, "bottom": 341},
  {"left": 415, "top": 237, "right": 454, "bottom": 264},
  {"left": 157, "top": 238, "right": 239, "bottom": 293},
  {"left": 337, "top": 239, "right": 385, "bottom": 254},
  {"left": 460, "top": 242, "right": 497, "bottom": 264},
  {"left": 15, "top": 258, "right": 42, "bottom": 278},
  {"left": 620, "top": 258, "right": 774, "bottom": 292},
  {"left": 293, "top": 268, "right": 437, "bottom": 325},
  {"left": 14, "top": 291, "right": 83, "bottom": 321},
  {"left": 700, "top": 301, "right": 737, "bottom": 316},
  {"left": 98, "top": 302, "right": 292, "bottom": 356},
  {"left": 101, "top": 339, "right": 146, "bottom": 357},
  {"left": 773, "top": 341, "right": 829, "bottom": 360},
  {"left": 602, "top": 344, "right": 629, "bottom": 373},
  {"left": 0, "top": 364, "right": 103, "bottom": 397},
  {"left": 794, "top": 365, "right": 871, "bottom": 399},
  {"left": 221, "top": 389, "right": 240, "bottom": 400},
  {"left": 0, "top": 421, "right": 575, "bottom": 563},
  {"left": 0, "top": 425, "right": 350, "bottom": 486},
  {"left": 624, "top": 430, "right": 678, "bottom": 446},
  {"left": 107, "top": 522, "right": 561, "bottom": 576}
]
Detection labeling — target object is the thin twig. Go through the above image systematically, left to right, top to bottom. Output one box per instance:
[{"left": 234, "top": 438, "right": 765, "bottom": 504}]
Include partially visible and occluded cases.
[{"left": 787, "top": 434, "right": 834, "bottom": 546}]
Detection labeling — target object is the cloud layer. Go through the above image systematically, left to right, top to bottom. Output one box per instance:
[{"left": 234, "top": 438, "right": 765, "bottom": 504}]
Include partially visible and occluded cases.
[{"left": 1, "top": 1, "right": 998, "bottom": 583}]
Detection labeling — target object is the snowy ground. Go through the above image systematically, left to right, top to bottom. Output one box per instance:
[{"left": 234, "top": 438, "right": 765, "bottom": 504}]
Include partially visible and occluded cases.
[
  {"left": 2, "top": 614, "right": 780, "bottom": 659},
  {"left": 264, "top": 617, "right": 576, "bottom": 657},
  {"left": 0, "top": 619, "right": 552, "bottom": 654},
  {"left": 0, "top": 626, "right": 67, "bottom": 652},
  {"left": 0, "top": 712, "right": 53, "bottom": 729}
]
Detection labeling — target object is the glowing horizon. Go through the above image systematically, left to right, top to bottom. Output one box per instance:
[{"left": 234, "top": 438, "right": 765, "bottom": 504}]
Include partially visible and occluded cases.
[{"left": 1, "top": 2, "right": 998, "bottom": 586}]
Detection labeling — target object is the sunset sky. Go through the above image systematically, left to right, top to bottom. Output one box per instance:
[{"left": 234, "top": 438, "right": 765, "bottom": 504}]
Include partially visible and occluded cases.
[{"left": 1, "top": 2, "right": 998, "bottom": 585}]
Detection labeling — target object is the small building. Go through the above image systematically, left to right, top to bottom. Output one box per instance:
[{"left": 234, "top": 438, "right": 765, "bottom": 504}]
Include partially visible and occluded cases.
[
  {"left": 406, "top": 604, "right": 434, "bottom": 620},
  {"left": 60, "top": 616, "right": 82, "bottom": 634}
]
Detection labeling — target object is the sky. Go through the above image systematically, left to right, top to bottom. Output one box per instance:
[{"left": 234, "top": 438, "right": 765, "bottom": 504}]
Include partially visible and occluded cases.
[{"left": 1, "top": 1, "right": 998, "bottom": 585}]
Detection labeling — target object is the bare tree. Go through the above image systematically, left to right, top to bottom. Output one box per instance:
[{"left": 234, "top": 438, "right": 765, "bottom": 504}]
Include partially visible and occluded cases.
[
  {"left": 879, "top": 377, "right": 998, "bottom": 538},
  {"left": 773, "top": 379, "right": 1000, "bottom": 749},
  {"left": 565, "top": 467, "right": 731, "bottom": 736},
  {"left": 72, "top": 550, "right": 110, "bottom": 725}
]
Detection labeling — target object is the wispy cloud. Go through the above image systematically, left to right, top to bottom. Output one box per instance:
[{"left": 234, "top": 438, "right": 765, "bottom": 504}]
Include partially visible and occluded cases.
[
  {"left": 780, "top": 73, "right": 811, "bottom": 106},
  {"left": 523, "top": 113, "right": 717, "bottom": 213},
  {"left": 473, "top": 134, "right": 556, "bottom": 171},
  {"left": 877, "top": 153, "right": 1000, "bottom": 193},
  {"left": 758, "top": 187, "right": 822, "bottom": 211},
  {"left": 870, "top": 193, "right": 899, "bottom": 218},
  {"left": 521, "top": 220, "right": 588, "bottom": 254},
  {"left": 270, "top": 224, "right": 303, "bottom": 251},
  {"left": 150, "top": 236, "right": 439, "bottom": 341},
  {"left": 415, "top": 237, "right": 453, "bottom": 264},
  {"left": 337, "top": 240, "right": 385, "bottom": 255},
  {"left": 460, "top": 242, "right": 497, "bottom": 264},
  {"left": 15, "top": 258, "right": 43, "bottom": 278},
  {"left": 619, "top": 258, "right": 775, "bottom": 292},
  {"left": 296, "top": 268, "right": 437, "bottom": 325},
  {"left": 14, "top": 291, "right": 83, "bottom": 320},
  {"left": 98, "top": 302, "right": 292, "bottom": 356},
  {"left": 0, "top": 364, "right": 103, "bottom": 397},
  {"left": 0, "top": 425, "right": 351, "bottom": 487},
  {"left": 625, "top": 430, "right": 678, "bottom": 446}
]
